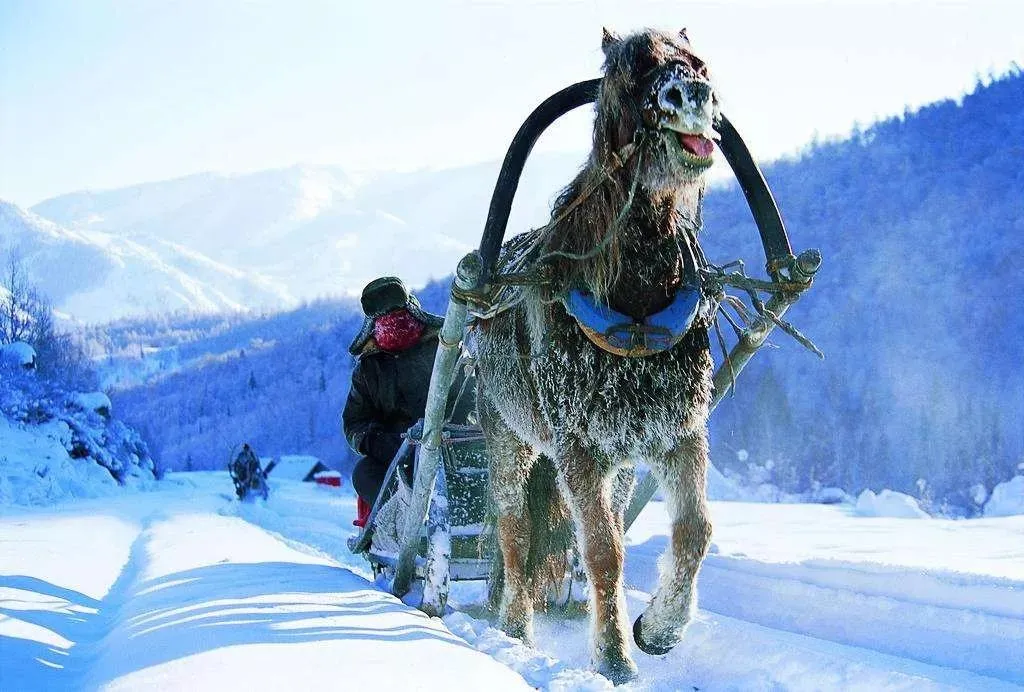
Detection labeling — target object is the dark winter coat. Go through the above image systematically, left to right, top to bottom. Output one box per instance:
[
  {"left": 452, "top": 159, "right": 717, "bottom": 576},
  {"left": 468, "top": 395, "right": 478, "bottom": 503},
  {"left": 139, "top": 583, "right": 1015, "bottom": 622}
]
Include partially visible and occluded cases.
[{"left": 342, "top": 328, "right": 476, "bottom": 457}]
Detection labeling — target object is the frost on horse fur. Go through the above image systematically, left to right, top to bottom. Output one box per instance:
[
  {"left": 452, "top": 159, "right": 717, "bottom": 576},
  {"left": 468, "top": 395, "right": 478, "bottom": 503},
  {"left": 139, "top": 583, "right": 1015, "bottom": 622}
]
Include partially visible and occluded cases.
[{"left": 475, "top": 28, "right": 720, "bottom": 684}]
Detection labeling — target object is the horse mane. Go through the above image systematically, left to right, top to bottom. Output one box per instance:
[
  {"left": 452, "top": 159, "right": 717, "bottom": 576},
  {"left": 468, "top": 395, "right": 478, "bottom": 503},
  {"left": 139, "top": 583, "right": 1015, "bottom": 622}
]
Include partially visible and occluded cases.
[
  {"left": 529, "top": 30, "right": 711, "bottom": 308},
  {"left": 535, "top": 77, "right": 637, "bottom": 303}
]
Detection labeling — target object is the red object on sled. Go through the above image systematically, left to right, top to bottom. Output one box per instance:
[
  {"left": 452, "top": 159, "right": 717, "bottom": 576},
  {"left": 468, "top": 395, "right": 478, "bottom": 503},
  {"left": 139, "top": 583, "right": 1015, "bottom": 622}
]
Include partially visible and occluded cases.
[{"left": 353, "top": 496, "right": 371, "bottom": 527}]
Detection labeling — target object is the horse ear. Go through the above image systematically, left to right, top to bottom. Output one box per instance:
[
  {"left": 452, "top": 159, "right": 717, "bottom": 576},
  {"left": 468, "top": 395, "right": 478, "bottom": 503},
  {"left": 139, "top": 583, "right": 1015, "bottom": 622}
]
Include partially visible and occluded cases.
[
  {"left": 602, "top": 27, "right": 621, "bottom": 53},
  {"left": 678, "top": 28, "right": 691, "bottom": 44}
]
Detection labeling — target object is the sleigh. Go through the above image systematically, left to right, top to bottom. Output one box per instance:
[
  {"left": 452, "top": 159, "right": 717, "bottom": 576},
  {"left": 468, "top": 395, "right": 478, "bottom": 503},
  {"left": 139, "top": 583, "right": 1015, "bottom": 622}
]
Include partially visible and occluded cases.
[
  {"left": 349, "top": 78, "right": 821, "bottom": 617},
  {"left": 347, "top": 420, "right": 493, "bottom": 615}
]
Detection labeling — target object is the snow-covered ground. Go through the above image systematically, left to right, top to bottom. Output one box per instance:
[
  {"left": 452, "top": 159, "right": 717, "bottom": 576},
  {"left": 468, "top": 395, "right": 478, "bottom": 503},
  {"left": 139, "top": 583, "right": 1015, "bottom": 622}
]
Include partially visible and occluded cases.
[{"left": 2, "top": 474, "right": 1022, "bottom": 690}]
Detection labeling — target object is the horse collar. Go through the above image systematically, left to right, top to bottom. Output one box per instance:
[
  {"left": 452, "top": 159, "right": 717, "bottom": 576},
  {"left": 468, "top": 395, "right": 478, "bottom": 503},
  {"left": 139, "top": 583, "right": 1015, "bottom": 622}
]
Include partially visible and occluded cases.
[{"left": 562, "top": 287, "right": 702, "bottom": 357}]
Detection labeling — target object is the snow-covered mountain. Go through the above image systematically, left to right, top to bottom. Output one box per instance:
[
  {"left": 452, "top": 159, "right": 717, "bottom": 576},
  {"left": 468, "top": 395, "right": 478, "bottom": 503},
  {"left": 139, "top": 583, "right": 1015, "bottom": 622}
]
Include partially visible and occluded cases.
[
  {"left": 29, "top": 157, "right": 586, "bottom": 321},
  {"left": 0, "top": 201, "right": 294, "bottom": 323}
]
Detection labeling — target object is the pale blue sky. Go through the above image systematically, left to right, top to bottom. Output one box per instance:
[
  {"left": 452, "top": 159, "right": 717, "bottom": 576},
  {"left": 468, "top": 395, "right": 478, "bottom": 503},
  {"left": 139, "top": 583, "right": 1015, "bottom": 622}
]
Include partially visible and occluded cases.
[{"left": 1, "top": 0, "right": 1020, "bottom": 206}]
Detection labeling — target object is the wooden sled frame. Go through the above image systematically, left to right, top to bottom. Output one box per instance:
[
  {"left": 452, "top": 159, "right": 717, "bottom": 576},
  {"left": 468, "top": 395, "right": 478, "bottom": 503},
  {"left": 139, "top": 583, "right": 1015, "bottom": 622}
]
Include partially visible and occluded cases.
[{"left": 348, "top": 422, "right": 493, "bottom": 616}]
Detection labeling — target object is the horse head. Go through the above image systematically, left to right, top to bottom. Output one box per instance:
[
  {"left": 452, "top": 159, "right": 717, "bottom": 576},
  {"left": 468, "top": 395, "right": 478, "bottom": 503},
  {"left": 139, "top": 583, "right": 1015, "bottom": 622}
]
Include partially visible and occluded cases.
[{"left": 596, "top": 28, "right": 719, "bottom": 197}]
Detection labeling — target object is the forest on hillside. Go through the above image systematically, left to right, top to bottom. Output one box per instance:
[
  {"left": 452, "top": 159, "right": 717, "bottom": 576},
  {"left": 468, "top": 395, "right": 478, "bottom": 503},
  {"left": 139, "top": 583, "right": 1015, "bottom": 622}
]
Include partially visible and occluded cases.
[{"left": 703, "top": 69, "right": 1024, "bottom": 513}]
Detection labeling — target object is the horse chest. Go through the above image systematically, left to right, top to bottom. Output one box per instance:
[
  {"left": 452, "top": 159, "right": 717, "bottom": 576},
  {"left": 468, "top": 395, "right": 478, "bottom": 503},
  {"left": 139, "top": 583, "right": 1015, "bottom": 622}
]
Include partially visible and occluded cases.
[{"left": 530, "top": 319, "right": 713, "bottom": 456}]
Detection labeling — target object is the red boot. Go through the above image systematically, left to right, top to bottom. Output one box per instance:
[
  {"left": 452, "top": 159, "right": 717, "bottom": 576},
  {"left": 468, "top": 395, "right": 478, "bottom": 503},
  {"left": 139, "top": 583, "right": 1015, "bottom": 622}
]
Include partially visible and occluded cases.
[{"left": 353, "top": 496, "right": 371, "bottom": 528}]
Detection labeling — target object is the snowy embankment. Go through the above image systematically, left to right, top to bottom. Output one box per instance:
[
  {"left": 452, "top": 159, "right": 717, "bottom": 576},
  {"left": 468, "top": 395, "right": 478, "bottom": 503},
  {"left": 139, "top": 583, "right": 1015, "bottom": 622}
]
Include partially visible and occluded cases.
[
  {"left": 0, "top": 366, "right": 156, "bottom": 506},
  {"left": 0, "top": 416, "right": 123, "bottom": 505},
  {"left": 2, "top": 474, "right": 1023, "bottom": 690},
  {"left": 986, "top": 476, "right": 1024, "bottom": 517},
  {"left": 854, "top": 488, "right": 930, "bottom": 518},
  {"left": 620, "top": 503, "right": 1024, "bottom": 688}
]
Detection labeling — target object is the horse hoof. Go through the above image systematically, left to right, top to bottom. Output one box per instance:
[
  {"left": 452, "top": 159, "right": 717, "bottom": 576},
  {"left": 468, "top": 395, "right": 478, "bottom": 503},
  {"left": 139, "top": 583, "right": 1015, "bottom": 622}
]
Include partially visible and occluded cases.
[
  {"left": 633, "top": 614, "right": 675, "bottom": 656},
  {"left": 596, "top": 655, "right": 638, "bottom": 685}
]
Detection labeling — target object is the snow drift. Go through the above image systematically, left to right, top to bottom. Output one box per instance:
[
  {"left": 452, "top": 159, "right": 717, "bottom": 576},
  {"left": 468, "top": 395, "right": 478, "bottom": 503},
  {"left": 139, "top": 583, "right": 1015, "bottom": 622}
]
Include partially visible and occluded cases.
[
  {"left": 0, "top": 364, "right": 155, "bottom": 506},
  {"left": 985, "top": 476, "right": 1024, "bottom": 517},
  {"left": 854, "top": 489, "right": 929, "bottom": 518}
]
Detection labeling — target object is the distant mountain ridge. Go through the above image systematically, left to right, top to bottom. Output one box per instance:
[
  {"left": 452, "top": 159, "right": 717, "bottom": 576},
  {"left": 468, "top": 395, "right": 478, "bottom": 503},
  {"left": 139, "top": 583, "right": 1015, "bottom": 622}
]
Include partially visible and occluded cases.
[
  {"left": 26, "top": 155, "right": 586, "bottom": 322},
  {"left": 0, "top": 201, "right": 292, "bottom": 322}
]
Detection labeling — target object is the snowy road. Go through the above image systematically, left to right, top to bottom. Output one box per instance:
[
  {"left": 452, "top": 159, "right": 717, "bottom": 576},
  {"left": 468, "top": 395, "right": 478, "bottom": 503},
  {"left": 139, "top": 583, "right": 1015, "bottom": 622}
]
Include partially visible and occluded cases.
[
  {"left": 2, "top": 474, "right": 1022, "bottom": 691},
  {"left": 0, "top": 475, "right": 529, "bottom": 691}
]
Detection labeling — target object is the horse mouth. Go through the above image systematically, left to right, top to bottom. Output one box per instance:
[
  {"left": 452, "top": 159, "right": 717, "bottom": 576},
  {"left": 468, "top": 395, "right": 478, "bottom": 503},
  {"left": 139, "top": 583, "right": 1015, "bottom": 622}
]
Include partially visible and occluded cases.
[{"left": 672, "top": 131, "right": 715, "bottom": 168}]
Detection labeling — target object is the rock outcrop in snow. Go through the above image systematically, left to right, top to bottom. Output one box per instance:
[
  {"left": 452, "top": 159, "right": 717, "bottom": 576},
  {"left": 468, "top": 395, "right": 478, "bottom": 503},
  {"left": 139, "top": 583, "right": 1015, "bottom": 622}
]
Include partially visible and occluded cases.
[
  {"left": 0, "top": 341, "right": 37, "bottom": 369},
  {"left": 70, "top": 391, "right": 113, "bottom": 418}
]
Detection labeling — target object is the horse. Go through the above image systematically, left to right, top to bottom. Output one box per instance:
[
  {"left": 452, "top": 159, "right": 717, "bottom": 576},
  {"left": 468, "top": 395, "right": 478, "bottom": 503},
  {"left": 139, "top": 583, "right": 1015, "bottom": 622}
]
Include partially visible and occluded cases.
[{"left": 475, "top": 28, "right": 719, "bottom": 683}]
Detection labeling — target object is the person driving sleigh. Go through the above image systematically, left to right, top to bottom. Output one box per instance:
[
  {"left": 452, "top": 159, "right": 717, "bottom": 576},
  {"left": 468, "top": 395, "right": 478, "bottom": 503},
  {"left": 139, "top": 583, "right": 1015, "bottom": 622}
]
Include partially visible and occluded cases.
[{"left": 343, "top": 276, "right": 476, "bottom": 513}]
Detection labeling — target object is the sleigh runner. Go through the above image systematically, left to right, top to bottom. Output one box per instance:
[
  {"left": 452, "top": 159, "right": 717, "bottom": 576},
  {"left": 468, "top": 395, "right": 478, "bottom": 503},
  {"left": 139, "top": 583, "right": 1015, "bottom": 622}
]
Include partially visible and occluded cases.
[{"left": 349, "top": 30, "right": 820, "bottom": 670}]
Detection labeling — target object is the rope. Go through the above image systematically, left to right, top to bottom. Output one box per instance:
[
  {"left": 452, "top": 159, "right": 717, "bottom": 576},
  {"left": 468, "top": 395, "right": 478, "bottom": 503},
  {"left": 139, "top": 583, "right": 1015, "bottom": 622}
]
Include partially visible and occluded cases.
[{"left": 532, "top": 144, "right": 645, "bottom": 265}]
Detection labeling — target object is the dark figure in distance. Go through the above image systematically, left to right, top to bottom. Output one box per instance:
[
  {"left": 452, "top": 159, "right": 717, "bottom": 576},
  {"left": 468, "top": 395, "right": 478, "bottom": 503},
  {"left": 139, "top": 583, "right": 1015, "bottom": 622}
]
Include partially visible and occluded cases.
[{"left": 228, "top": 443, "right": 268, "bottom": 501}]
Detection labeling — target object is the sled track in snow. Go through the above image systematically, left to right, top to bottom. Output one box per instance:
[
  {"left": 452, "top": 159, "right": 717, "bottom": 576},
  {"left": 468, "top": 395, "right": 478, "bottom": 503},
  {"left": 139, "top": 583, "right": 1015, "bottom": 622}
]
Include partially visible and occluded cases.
[
  {"left": 232, "top": 488, "right": 1024, "bottom": 691},
  {"left": 0, "top": 510, "right": 163, "bottom": 689},
  {"left": 625, "top": 537, "right": 1024, "bottom": 686}
]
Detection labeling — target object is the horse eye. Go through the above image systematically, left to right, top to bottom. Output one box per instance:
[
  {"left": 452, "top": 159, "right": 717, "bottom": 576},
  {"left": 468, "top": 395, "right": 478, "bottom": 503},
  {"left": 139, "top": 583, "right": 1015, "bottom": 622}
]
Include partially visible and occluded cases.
[{"left": 634, "top": 54, "right": 658, "bottom": 75}]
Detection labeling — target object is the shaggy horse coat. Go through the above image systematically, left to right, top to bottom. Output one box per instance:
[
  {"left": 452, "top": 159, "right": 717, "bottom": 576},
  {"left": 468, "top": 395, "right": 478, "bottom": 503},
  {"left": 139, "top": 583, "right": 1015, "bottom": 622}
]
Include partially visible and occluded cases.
[{"left": 475, "top": 28, "right": 718, "bottom": 683}]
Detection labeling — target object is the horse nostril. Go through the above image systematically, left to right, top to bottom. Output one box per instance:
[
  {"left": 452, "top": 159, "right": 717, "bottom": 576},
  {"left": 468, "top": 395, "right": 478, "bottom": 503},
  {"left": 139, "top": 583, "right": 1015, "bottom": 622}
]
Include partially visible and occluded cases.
[{"left": 663, "top": 86, "right": 684, "bottom": 110}]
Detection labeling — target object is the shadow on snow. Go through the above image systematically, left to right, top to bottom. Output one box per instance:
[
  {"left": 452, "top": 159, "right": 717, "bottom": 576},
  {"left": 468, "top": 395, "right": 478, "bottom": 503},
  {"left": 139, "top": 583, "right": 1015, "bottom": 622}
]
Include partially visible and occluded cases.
[{"left": 3, "top": 561, "right": 473, "bottom": 689}]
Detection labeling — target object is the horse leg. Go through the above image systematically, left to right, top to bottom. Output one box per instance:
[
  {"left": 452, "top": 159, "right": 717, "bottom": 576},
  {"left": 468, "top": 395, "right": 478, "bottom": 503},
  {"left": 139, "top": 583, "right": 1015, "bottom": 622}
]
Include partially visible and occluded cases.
[
  {"left": 481, "top": 404, "right": 538, "bottom": 644},
  {"left": 633, "top": 432, "right": 713, "bottom": 655},
  {"left": 560, "top": 450, "right": 638, "bottom": 684},
  {"left": 561, "top": 464, "right": 631, "bottom": 607},
  {"left": 610, "top": 464, "right": 635, "bottom": 536}
]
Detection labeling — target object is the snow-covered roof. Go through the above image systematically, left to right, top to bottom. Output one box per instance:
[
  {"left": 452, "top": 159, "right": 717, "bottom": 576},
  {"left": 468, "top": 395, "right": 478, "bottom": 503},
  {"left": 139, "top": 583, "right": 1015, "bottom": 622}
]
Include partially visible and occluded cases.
[
  {"left": 1, "top": 341, "right": 37, "bottom": 367},
  {"left": 265, "top": 455, "right": 326, "bottom": 481}
]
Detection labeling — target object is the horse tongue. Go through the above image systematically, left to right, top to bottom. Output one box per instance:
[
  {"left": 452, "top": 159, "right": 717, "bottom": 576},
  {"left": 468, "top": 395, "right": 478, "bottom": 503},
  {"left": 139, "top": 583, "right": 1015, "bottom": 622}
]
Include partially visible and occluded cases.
[{"left": 679, "top": 133, "right": 714, "bottom": 158}]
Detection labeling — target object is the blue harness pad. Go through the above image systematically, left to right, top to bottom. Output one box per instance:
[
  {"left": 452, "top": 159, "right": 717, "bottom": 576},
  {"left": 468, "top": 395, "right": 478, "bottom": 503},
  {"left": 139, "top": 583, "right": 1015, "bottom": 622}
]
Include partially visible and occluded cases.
[{"left": 565, "top": 287, "right": 701, "bottom": 355}]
